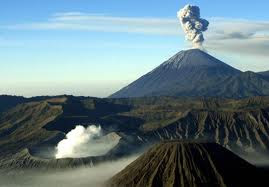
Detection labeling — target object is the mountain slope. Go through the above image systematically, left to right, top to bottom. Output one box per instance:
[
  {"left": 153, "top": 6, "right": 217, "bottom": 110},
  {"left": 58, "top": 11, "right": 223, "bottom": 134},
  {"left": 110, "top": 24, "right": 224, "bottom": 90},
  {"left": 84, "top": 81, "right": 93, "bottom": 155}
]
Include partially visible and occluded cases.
[
  {"left": 110, "top": 49, "right": 269, "bottom": 98},
  {"left": 217, "top": 71, "right": 269, "bottom": 97},
  {"left": 258, "top": 71, "right": 269, "bottom": 81},
  {"left": 0, "top": 95, "right": 27, "bottom": 115},
  {"left": 0, "top": 95, "right": 65, "bottom": 115},
  {"left": 2, "top": 96, "right": 269, "bottom": 169},
  {"left": 0, "top": 98, "right": 65, "bottom": 157},
  {"left": 140, "top": 108, "right": 269, "bottom": 154},
  {"left": 108, "top": 141, "right": 265, "bottom": 187}
]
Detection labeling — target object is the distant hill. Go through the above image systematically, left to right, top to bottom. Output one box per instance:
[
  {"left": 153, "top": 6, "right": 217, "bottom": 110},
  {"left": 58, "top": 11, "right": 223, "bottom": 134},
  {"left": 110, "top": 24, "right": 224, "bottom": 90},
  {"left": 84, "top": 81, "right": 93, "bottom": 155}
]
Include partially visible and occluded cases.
[
  {"left": 110, "top": 49, "right": 269, "bottom": 98},
  {"left": 0, "top": 95, "right": 27, "bottom": 114},
  {"left": 0, "top": 95, "right": 79, "bottom": 115},
  {"left": 108, "top": 141, "right": 266, "bottom": 187}
]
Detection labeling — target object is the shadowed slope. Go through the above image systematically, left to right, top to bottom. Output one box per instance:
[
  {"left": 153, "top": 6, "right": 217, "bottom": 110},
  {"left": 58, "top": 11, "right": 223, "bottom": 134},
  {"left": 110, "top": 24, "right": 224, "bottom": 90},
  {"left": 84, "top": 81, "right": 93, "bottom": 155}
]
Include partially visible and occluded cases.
[{"left": 259, "top": 70, "right": 269, "bottom": 81}]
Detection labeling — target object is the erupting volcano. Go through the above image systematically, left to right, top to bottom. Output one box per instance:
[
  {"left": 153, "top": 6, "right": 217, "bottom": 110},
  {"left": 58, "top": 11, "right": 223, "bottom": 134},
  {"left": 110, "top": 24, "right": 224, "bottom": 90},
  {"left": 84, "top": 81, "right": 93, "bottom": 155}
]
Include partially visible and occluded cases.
[{"left": 110, "top": 49, "right": 269, "bottom": 98}]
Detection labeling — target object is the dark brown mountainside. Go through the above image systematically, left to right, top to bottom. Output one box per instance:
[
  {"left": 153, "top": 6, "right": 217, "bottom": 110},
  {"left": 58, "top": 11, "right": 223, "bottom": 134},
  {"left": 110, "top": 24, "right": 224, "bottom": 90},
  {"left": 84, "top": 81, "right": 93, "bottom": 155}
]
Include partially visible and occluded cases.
[
  {"left": 0, "top": 95, "right": 61, "bottom": 115},
  {"left": 0, "top": 95, "right": 27, "bottom": 114},
  {"left": 2, "top": 96, "right": 269, "bottom": 169},
  {"left": 0, "top": 97, "right": 65, "bottom": 157},
  {"left": 140, "top": 108, "right": 269, "bottom": 154},
  {"left": 108, "top": 141, "right": 266, "bottom": 187}
]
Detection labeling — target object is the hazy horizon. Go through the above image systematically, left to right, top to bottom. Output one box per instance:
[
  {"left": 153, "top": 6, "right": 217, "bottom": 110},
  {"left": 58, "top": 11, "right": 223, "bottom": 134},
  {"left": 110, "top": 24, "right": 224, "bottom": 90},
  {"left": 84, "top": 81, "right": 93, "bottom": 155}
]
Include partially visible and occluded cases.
[{"left": 1, "top": 0, "right": 269, "bottom": 97}]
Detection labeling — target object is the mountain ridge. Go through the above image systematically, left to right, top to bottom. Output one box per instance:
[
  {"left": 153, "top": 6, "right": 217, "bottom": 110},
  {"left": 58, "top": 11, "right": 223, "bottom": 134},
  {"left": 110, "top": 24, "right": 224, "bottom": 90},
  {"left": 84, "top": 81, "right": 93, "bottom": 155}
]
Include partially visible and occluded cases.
[
  {"left": 110, "top": 49, "right": 269, "bottom": 98},
  {"left": 2, "top": 96, "right": 269, "bottom": 169}
]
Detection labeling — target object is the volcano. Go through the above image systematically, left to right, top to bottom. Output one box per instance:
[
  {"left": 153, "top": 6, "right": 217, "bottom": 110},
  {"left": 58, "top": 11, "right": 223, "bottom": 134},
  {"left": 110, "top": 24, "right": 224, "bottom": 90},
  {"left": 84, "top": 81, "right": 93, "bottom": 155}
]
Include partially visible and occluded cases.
[
  {"left": 110, "top": 49, "right": 269, "bottom": 98},
  {"left": 108, "top": 141, "right": 266, "bottom": 187}
]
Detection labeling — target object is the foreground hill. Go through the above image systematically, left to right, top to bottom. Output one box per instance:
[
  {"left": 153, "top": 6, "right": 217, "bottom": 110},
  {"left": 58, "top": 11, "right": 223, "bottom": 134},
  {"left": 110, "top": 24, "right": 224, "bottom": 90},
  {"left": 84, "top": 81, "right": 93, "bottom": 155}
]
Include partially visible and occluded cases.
[
  {"left": 110, "top": 49, "right": 269, "bottom": 98},
  {"left": 1, "top": 96, "right": 269, "bottom": 169},
  {"left": 108, "top": 141, "right": 266, "bottom": 187}
]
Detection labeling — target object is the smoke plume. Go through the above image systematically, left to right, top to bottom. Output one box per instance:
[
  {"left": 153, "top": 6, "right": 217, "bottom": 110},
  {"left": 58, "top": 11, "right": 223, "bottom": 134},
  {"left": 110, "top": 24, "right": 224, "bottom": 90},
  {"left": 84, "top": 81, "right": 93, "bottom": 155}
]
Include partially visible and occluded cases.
[
  {"left": 177, "top": 4, "right": 209, "bottom": 48},
  {"left": 56, "top": 125, "right": 118, "bottom": 159}
]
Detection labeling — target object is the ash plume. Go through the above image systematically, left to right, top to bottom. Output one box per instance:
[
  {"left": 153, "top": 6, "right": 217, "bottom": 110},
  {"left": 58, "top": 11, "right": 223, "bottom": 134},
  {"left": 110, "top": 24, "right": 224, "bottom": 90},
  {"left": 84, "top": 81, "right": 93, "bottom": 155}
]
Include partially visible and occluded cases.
[{"left": 177, "top": 4, "right": 209, "bottom": 48}]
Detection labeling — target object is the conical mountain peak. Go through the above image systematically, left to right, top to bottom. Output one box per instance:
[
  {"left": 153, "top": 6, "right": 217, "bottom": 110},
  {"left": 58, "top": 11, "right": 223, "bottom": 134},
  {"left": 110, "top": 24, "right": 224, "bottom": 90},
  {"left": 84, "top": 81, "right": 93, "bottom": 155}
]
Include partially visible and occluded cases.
[
  {"left": 110, "top": 49, "right": 269, "bottom": 98},
  {"left": 160, "top": 49, "right": 237, "bottom": 70}
]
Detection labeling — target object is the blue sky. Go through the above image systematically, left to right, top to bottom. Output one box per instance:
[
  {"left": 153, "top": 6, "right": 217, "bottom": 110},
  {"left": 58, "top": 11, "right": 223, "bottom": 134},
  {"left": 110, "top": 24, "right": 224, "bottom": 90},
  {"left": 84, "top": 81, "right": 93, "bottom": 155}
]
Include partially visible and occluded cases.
[{"left": 1, "top": 0, "right": 269, "bottom": 97}]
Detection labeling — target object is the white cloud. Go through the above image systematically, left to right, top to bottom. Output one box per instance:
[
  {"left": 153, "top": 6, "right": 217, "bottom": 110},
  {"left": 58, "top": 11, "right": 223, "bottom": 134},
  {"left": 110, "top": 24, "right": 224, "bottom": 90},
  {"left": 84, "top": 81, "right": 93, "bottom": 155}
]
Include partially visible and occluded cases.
[
  {"left": 1, "top": 12, "right": 269, "bottom": 58},
  {"left": 2, "top": 12, "right": 180, "bottom": 35},
  {"left": 204, "top": 18, "right": 269, "bottom": 57}
]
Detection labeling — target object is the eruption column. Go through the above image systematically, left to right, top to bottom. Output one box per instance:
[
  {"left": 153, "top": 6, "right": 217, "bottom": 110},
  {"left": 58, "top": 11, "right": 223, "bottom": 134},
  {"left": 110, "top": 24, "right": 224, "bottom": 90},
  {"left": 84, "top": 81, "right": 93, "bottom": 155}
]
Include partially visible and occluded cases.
[{"left": 177, "top": 4, "right": 209, "bottom": 48}]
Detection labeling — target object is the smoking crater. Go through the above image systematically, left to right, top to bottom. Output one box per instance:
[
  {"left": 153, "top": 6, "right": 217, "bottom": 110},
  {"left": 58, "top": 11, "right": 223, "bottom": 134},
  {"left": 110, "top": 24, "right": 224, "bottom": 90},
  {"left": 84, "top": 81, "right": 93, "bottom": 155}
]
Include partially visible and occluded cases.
[{"left": 55, "top": 125, "right": 120, "bottom": 159}]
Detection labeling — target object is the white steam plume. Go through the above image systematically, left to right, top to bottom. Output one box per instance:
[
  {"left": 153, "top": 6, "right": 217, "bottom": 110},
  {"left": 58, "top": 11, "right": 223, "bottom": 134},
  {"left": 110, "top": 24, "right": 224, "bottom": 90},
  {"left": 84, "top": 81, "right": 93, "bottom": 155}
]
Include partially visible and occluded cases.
[
  {"left": 177, "top": 4, "right": 209, "bottom": 48},
  {"left": 55, "top": 125, "right": 118, "bottom": 159}
]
